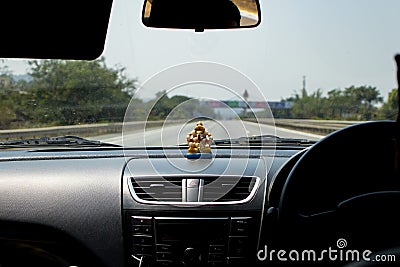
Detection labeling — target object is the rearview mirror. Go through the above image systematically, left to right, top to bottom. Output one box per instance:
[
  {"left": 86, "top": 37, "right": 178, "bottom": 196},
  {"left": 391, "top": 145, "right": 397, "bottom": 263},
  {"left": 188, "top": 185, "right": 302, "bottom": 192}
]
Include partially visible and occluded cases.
[{"left": 142, "top": 0, "right": 261, "bottom": 32}]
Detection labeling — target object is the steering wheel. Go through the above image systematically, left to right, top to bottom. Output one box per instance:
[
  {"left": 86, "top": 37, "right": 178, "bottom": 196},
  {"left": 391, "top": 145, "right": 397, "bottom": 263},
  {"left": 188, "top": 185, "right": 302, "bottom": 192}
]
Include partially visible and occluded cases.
[{"left": 277, "top": 121, "right": 400, "bottom": 257}]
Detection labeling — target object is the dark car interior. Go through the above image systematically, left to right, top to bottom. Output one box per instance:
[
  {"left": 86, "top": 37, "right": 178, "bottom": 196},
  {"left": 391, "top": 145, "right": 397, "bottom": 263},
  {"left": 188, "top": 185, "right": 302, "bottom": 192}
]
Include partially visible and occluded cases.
[{"left": 1, "top": 1, "right": 400, "bottom": 267}]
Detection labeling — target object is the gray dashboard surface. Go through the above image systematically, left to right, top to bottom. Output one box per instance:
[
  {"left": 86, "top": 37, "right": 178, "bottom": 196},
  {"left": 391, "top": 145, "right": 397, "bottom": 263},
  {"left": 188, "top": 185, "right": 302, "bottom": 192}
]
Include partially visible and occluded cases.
[
  {"left": 0, "top": 147, "right": 297, "bottom": 266},
  {"left": 0, "top": 157, "right": 126, "bottom": 267}
]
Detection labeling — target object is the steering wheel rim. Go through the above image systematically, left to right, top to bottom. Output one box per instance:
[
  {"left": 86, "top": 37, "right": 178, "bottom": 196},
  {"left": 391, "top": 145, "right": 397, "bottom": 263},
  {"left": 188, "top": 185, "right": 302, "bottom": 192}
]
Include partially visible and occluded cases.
[{"left": 277, "top": 121, "right": 400, "bottom": 251}]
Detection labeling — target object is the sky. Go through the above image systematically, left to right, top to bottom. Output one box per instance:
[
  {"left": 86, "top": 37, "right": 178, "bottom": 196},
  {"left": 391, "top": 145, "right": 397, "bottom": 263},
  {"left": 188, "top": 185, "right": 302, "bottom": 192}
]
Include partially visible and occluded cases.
[{"left": 3, "top": 0, "right": 400, "bottom": 101}]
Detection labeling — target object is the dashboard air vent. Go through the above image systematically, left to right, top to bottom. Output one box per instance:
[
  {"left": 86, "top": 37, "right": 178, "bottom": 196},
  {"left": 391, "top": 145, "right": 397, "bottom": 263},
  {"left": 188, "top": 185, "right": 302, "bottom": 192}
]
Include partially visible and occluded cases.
[
  {"left": 129, "top": 176, "right": 259, "bottom": 204},
  {"left": 130, "top": 176, "right": 182, "bottom": 202},
  {"left": 202, "top": 176, "right": 257, "bottom": 202}
]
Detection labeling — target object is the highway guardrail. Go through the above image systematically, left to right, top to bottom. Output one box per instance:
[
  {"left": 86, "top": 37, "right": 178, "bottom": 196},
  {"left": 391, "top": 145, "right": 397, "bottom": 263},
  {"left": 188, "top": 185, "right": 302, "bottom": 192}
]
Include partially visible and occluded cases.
[
  {"left": 245, "top": 118, "right": 366, "bottom": 135},
  {"left": 1, "top": 119, "right": 369, "bottom": 141},
  {"left": 0, "top": 121, "right": 181, "bottom": 141}
]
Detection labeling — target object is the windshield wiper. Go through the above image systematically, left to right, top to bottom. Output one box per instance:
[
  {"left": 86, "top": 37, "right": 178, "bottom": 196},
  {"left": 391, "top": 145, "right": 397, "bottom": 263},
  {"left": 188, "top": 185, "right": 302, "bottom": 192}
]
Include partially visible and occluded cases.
[
  {"left": 0, "top": 135, "right": 121, "bottom": 149},
  {"left": 213, "top": 135, "right": 317, "bottom": 146}
]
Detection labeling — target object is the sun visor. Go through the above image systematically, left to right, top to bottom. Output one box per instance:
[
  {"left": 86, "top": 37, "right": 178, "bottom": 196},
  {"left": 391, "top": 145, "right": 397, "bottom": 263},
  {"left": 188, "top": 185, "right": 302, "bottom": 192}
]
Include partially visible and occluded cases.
[{"left": 0, "top": 0, "right": 113, "bottom": 60}]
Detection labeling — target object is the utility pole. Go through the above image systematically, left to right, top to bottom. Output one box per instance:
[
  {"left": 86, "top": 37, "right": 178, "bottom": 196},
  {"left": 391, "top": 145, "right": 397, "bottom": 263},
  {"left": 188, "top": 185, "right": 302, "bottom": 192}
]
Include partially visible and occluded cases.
[
  {"left": 302, "top": 75, "right": 307, "bottom": 98},
  {"left": 243, "top": 89, "right": 249, "bottom": 118}
]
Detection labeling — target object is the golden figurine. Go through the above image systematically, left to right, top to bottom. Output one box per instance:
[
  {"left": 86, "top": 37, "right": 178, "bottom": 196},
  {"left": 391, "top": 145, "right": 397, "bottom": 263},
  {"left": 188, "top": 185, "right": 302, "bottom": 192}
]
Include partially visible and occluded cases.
[{"left": 186, "top": 121, "right": 213, "bottom": 158}]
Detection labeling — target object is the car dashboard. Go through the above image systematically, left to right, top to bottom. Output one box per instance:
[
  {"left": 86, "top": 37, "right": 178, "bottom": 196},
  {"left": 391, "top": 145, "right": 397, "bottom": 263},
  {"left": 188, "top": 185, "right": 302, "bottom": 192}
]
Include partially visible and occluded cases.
[
  {"left": 1, "top": 121, "right": 400, "bottom": 267},
  {"left": 0, "top": 145, "right": 301, "bottom": 267}
]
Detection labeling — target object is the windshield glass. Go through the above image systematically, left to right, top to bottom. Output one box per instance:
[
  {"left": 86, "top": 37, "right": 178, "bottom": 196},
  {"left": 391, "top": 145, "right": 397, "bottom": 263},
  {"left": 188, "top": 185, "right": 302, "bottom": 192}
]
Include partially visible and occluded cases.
[{"left": 0, "top": 0, "right": 399, "bottom": 147}]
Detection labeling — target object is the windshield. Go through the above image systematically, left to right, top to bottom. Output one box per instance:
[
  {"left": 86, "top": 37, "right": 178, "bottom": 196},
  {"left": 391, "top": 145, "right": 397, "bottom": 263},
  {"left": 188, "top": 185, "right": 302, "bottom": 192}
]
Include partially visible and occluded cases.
[{"left": 0, "top": 0, "right": 399, "bottom": 147}]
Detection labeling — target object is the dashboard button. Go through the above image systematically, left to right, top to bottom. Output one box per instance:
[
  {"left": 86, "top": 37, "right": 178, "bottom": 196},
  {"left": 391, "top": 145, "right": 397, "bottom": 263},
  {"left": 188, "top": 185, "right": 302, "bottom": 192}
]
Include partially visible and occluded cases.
[
  {"left": 131, "top": 216, "right": 152, "bottom": 226},
  {"left": 230, "top": 217, "right": 251, "bottom": 236},
  {"left": 231, "top": 217, "right": 251, "bottom": 226},
  {"left": 132, "top": 225, "right": 143, "bottom": 234},
  {"left": 132, "top": 225, "right": 153, "bottom": 236},
  {"left": 142, "top": 225, "right": 153, "bottom": 235},
  {"left": 230, "top": 226, "right": 248, "bottom": 236},
  {"left": 133, "top": 235, "right": 153, "bottom": 245},
  {"left": 228, "top": 237, "right": 248, "bottom": 257},
  {"left": 229, "top": 237, "right": 248, "bottom": 247},
  {"left": 132, "top": 244, "right": 153, "bottom": 256},
  {"left": 157, "top": 244, "right": 172, "bottom": 252},
  {"left": 209, "top": 245, "right": 225, "bottom": 253},
  {"left": 229, "top": 247, "right": 247, "bottom": 256},
  {"left": 156, "top": 252, "right": 172, "bottom": 261},
  {"left": 208, "top": 253, "right": 224, "bottom": 261},
  {"left": 227, "top": 257, "right": 246, "bottom": 265},
  {"left": 156, "top": 260, "right": 173, "bottom": 266},
  {"left": 208, "top": 261, "right": 223, "bottom": 266}
]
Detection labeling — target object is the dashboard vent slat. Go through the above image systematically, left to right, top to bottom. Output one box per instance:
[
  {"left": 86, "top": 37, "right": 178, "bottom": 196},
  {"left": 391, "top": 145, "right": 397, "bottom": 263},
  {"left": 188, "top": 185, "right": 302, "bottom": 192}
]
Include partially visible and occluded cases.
[
  {"left": 129, "top": 176, "right": 258, "bottom": 203},
  {"left": 202, "top": 176, "right": 257, "bottom": 202},
  {"left": 130, "top": 177, "right": 182, "bottom": 202}
]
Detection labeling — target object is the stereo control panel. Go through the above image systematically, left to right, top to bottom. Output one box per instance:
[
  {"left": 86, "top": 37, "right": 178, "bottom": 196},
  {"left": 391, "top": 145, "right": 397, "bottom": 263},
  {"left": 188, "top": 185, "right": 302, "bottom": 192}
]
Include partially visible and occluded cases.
[{"left": 125, "top": 214, "right": 259, "bottom": 267}]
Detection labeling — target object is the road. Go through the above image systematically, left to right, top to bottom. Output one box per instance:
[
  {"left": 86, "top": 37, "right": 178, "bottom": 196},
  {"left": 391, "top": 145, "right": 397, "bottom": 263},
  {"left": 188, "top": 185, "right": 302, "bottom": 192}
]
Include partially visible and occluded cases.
[{"left": 92, "top": 120, "right": 324, "bottom": 146}]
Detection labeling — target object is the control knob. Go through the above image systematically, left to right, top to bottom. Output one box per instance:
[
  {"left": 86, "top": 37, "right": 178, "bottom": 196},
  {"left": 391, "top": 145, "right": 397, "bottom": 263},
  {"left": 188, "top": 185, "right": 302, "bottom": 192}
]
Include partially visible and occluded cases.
[{"left": 182, "top": 247, "right": 201, "bottom": 266}]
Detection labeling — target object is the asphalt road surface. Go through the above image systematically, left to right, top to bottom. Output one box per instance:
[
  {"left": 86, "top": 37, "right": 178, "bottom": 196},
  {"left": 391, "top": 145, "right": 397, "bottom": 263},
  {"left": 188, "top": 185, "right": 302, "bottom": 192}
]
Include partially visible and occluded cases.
[{"left": 91, "top": 120, "right": 324, "bottom": 146}]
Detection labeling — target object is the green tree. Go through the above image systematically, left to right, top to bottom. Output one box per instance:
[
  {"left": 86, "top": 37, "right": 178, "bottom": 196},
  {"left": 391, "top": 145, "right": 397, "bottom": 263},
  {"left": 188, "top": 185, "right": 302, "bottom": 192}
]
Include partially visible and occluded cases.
[
  {"left": 26, "top": 57, "right": 136, "bottom": 125},
  {"left": 0, "top": 65, "right": 17, "bottom": 129},
  {"left": 286, "top": 85, "right": 383, "bottom": 120},
  {"left": 343, "top": 86, "right": 383, "bottom": 120},
  {"left": 289, "top": 88, "right": 326, "bottom": 119},
  {"left": 326, "top": 89, "right": 346, "bottom": 119},
  {"left": 378, "top": 89, "right": 398, "bottom": 120},
  {"left": 145, "top": 91, "right": 217, "bottom": 121},
  {"left": 147, "top": 91, "right": 192, "bottom": 120},
  {"left": 0, "top": 95, "right": 16, "bottom": 128}
]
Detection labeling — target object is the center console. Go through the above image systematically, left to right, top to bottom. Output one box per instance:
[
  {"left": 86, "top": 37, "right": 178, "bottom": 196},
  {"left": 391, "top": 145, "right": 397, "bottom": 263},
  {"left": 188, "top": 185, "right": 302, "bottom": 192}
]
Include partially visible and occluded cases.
[
  {"left": 122, "top": 157, "right": 267, "bottom": 267},
  {"left": 125, "top": 214, "right": 259, "bottom": 266}
]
